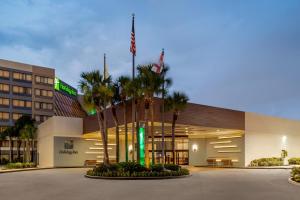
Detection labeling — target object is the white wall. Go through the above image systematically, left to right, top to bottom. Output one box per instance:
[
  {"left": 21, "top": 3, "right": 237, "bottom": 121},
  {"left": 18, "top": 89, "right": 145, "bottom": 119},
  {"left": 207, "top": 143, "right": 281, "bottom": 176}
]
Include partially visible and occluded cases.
[
  {"left": 245, "top": 112, "right": 300, "bottom": 166},
  {"left": 38, "top": 116, "right": 83, "bottom": 167},
  {"left": 188, "top": 136, "right": 245, "bottom": 167},
  {"left": 189, "top": 138, "right": 207, "bottom": 166}
]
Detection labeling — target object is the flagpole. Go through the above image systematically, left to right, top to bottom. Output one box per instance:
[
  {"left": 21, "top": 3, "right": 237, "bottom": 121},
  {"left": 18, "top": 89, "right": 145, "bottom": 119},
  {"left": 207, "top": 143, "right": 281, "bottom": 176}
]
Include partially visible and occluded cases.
[{"left": 131, "top": 13, "right": 136, "bottom": 162}]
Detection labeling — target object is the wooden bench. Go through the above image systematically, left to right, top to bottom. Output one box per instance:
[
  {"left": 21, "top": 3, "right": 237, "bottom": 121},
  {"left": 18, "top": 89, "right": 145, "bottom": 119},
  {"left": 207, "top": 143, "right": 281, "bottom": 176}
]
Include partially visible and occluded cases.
[{"left": 84, "top": 160, "right": 97, "bottom": 167}]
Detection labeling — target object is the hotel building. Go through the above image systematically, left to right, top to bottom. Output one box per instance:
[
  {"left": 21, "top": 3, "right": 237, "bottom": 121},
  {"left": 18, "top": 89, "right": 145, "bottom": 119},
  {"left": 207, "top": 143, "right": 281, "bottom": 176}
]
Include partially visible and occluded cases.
[{"left": 1, "top": 59, "right": 300, "bottom": 168}]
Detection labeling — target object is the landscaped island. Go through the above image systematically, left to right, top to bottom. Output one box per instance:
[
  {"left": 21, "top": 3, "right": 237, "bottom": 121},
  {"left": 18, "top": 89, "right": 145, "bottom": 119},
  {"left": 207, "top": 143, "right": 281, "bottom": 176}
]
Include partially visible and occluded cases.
[
  {"left": 86, "top": 162, "right": 189, "bottom": 179},
  {"left": 291, "top": 167, "right": 300, "bottom": 183}
]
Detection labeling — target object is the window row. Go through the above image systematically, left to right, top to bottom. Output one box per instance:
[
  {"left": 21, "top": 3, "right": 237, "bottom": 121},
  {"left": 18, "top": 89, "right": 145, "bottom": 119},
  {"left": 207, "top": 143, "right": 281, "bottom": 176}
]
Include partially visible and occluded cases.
[
  {"left": 0, "top": 69, "right": 9, "bottom": 78},
  {"left": 13, "top": 72, "right": 32, "bottom": 82},
  {"left": 35, "top": 76, "right": 54, "bottom": 85},
  {"left": 13, "top": 86, "right": 32, "bottom": 95},
  {"left": 35, "top": 89, "right": 53, "bottom": 97},
  {"left": 13, "top": 99, "right": 32, "bottom": 108},
  {"left": 35, "top": 102, "right": 53, "bottom": 110},
  {"left": 35, "top": 115, "right": 50, "bottom": 123}
]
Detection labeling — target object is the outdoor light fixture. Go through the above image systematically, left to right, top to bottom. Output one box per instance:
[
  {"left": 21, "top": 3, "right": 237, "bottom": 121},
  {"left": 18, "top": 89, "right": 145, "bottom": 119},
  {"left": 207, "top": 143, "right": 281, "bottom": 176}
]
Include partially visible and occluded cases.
[
  {"left": 128, "top": 144, "right": 133, "bottom": 153},
  {"left": 192, "top": 144, "right": 198, "bottom": 152}
]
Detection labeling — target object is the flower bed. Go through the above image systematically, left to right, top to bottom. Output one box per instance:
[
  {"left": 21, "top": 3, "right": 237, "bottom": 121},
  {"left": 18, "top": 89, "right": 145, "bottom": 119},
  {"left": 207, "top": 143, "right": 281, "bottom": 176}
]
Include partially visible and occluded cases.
[
  {"left": 249, "top": 157, "right": 283, "bottom": 167},
  {"left": 5, "top": 162, "right": 36, "bottom": 169},
  {"left": 86, "top": 162, "right": 189, "bottom": 179},
  {"left": 291, "top": 167, "right": 300, "bottom": 183}
]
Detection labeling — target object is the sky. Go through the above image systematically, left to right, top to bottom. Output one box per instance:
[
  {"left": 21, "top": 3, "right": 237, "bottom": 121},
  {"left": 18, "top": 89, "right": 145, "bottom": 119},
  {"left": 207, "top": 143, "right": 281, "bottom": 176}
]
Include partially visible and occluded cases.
[{"left": 0, "top": 0, "right": 300, "bottom": 120}]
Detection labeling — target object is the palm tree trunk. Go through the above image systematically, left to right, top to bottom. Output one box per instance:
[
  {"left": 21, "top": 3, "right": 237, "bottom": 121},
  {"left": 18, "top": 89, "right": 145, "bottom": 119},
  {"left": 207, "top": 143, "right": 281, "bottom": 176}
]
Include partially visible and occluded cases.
[
  {"left": 144, "top": 101, "right": 150, "bottom": 167},
  {"left": 124, "top": 102, "right": 128, "bottom": 162},
  {"left": 136, "top": 102, "right": 140, "bottom": 163},
  {"left": 150, "top": 102, "right": 155, "bottom": 165},
  {"left": 111, "top": 105, "right": 119, "bottom": 163},
  {"left": 102, "top": 106, "right": 109, "bottom": 165},
  {"left": 96, "top": 110, "right": 109, "bottom": 165},
  {"left": 172, "top": 113, "right": 177, "bottom": 164},
  {"left": 9, "top": 137, "right": 13, "bottom": 163},
  {"left": 17, "top": 139, "right": 21, "bottom": 161},
  {"left": 26, "top": 139, "right": 30, "bottom": 163},
  {"left": 22, "top": 140, "right": 26, "bottom": 163},
  {"left": 31, "top": 140, "right": 34, "bottom": 163},
  {"left": 0, "top": 141, "right": 2, "bottom": 163}
]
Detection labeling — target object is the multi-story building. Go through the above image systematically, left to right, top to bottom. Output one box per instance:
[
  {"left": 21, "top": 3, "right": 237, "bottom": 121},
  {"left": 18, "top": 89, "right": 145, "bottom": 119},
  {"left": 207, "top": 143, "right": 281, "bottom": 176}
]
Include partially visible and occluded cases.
[{"left": 0, "top": 59, "right": 55, "bottom": 130}]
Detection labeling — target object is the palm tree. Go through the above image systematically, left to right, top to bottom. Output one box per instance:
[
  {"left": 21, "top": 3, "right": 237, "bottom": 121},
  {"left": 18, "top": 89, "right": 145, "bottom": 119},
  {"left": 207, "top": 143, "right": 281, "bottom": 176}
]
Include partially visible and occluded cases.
[
  {"left": 136, "top": 65, "right": 165, "bottom": 166},
  {"left": 79, "top": 70, "right": 113, "bottom": 165},
  {"left": 117, "top": 76, "right": 131, "bottom": 162},
  {"left": 125, "top": 77, "right": 143, "bottom": 163},
  {"left": 110, "top": 80, "right": 122, "bottom": 163},
  {"left": 165, "top": 91, "right": 189, "bottom": 164},
  {"left": 20, "top": 124, "right": 37, "bottom": 163},
  {"left": 3, "top": 127, "right": 15, "bottom": 162}
]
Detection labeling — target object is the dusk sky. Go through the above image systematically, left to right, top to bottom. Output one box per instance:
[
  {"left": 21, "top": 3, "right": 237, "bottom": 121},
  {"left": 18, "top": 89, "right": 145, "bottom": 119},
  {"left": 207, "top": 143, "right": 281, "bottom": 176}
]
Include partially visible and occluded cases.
[{"left": 0, "top": 0, "right": 300, "bottom": 120}]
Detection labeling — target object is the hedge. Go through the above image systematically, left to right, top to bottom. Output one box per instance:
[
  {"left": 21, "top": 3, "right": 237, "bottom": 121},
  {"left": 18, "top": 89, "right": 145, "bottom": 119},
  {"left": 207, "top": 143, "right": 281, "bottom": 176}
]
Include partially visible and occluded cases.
[
  {"left": 250, "top": 157, "right": 283, "bottom": 166},
  {"left": 288, "top": 158, "right": 300, "bottom": 165},
  {"left": 5, "top": 162, "right": 36, "bottom": 169},
  {"left": 291, "top": 167, "right": 300, "bottom": 183}
]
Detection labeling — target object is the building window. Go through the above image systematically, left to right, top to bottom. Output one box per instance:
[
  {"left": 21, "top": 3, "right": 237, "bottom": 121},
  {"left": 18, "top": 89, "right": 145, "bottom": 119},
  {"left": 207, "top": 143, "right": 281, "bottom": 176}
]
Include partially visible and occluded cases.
[
  {"left": 0, "top": 69, "right": 10, "bottom": 79},
  {"left": 13, "top": 72, "right": 32, "bottom": 82},
  {"left": 35, "top": 75, "right": 54, "bottom": 85},
  {"left": 0, "top": 83, "right": 10, "bottom": 93},
  {"left": 12, "top": 86, "right": 32, "bottom": 96},
  {"left": 35, "top": 89, "right": 53, "bottom": 98},
  {"left": 0, "top": 98, "right": 10, "bottom": 106},
  {"left": 12, "top": 99, "right": 32, "bottom": 108},
  {"left": 35, "top": 102, "right": 53, "bottom": 110},
  {"left": 0, "top": 112, "right": 9, "bottom": 121},
  {"left": 35, "top": 115, "right": 50, "bottom": 123}
]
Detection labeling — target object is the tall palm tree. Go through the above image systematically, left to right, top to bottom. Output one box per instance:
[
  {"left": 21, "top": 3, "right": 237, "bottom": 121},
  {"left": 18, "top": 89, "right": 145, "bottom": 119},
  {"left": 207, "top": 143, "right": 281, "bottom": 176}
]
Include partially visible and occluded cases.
[
  {"left": 137, "top": 64, "right": 171, "bottom": 166},
  {"left": 79, "top": 70, "right": 113, "bottom": 165},
  {"left": 116, "top": 76, "right": 131, "bottom": 162},
  {"left": 125, "top": 77, "right": 143, "bottom": 163},
  {"left": 110, "top": 81, "right": 122, "bottom": 163},
  {"left": 165, "top": 91, "right": 189, "bottom": 164},
  {"left": 20, "top": 124, "right": 37, "bottom": 163},
  {"left": 3, "top": 127, "right": 15, "bottom": 163}
]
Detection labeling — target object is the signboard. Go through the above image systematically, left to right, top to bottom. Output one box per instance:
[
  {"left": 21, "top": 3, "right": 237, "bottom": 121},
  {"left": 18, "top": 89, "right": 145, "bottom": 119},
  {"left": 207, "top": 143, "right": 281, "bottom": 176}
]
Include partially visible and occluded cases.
[
  {"left": 54, "top": 77, "right": 77, "bottom": 96},
  {"left": 139, "top": 127, "right": 145, "bottom": 166},
  {"left": 59, "top": 139, "right": 78, "bottom": 155}
]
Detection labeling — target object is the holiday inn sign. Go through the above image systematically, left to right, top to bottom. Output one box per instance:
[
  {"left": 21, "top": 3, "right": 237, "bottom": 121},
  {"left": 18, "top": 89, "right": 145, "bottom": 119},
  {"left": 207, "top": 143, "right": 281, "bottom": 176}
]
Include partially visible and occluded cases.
[{"left": 54, "top": 77, "right": 77, "bottom": 96}]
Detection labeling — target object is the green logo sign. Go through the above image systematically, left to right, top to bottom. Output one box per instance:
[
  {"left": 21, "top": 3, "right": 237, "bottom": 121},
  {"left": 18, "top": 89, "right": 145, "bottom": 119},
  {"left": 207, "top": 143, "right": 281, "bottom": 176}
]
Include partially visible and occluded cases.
[
  {"left": 54, "top": 77, "right": 77, "bottom": 96},
  {"left": 139, "top": 127, "right": 145, "bottom": 166}
]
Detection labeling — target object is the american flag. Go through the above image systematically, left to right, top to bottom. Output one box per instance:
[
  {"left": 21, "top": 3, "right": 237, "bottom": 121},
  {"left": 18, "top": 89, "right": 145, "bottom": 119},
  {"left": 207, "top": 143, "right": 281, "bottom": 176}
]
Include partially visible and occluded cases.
[
  {"left": 130, "top": 15, "right": 136, "bottom": 56},
  {"left": 151, "top": 49, "right": 164, "bottom": 74}
]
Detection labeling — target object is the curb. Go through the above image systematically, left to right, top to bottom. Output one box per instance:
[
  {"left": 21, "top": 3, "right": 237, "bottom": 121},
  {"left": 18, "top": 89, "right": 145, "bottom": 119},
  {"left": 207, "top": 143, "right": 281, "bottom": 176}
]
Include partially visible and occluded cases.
[
  {"left": 0, "top": 167, "right": 52, "bottom": 174},
  {"left": 85, "top": 174, "right": 191, "bottom": 180},
  {"left": 288, "top": 178, "right": 300, "bottom": 186}
]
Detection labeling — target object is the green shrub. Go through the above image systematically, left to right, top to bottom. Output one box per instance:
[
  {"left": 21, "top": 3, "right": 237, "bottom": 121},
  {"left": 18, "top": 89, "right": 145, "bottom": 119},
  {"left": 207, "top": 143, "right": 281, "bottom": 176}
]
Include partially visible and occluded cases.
[
  {"left": 250, "top": 157, "right": 283, "bottom": 166},
  {"left": 0, "top": 158, "right": 9, "bottom": 165},
  {"left": 288, "top": 158, "right": 300, "bottom": 165},
  {"left": 119, "top": 161, "right": 147, "bottom": 174},
  {"left": 5, "top": 162, "right": 35, "bottom": 169},
  {"left": 151, "top": 164, "right": 164, "bottom": 172},
  {"left": 164, "top": 164, "right": 181, "bottom": 171},
  {"left": 291, "top": 167, "right": 300, "bottom": 183}
]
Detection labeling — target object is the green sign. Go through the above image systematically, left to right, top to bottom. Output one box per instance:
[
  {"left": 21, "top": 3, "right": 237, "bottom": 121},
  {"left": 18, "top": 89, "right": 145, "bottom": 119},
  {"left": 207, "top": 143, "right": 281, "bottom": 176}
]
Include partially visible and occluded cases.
[
  {"left": 54, "top": 77, "right": 77, "bottom": 96},
  {"left": 139, "top": 127, "right": 145, "bottom": 166}
]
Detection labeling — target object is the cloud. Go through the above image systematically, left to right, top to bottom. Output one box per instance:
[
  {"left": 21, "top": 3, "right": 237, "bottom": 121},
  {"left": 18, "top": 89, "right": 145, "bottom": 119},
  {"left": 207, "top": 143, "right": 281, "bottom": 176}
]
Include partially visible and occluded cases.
[{"left": 0, "top": 0, "right": 300, "bottom": 120}]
